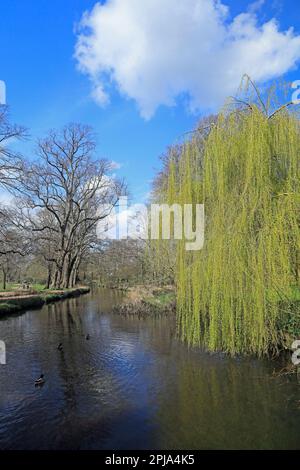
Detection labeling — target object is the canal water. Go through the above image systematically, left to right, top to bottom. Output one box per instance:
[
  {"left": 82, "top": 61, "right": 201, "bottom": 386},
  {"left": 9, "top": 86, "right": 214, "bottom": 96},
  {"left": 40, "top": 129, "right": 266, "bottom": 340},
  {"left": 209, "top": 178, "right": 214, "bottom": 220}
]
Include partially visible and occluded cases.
[{"left": 0, "top": 288, "right": 299, "bottom": 449}]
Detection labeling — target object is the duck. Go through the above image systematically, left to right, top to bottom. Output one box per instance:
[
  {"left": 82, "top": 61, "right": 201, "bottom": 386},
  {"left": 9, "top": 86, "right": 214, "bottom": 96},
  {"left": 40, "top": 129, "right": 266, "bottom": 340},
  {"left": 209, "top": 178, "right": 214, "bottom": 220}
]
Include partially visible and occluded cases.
[
  {"left": 86, "top": 334, "right": 90, "bottom": 340},
  {"left": 57, "top": 343, "right": 63, "bottom": 351},
  {"left": 35, "top": 374, "right": 45, "bottom": 386}
]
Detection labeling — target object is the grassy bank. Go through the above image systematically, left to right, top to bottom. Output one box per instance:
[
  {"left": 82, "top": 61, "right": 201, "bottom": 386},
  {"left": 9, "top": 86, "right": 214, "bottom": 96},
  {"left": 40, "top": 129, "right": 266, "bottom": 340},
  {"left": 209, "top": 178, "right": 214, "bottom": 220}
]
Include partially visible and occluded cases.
[
  {"left": 113, "top": 283, "right": 300, "bottom": 356},
  {"left": 113, "top": 285, "right": 176, "bottom": 317},
  {"left": 0, "top": 286, "right": 90, "bottom": 316}
]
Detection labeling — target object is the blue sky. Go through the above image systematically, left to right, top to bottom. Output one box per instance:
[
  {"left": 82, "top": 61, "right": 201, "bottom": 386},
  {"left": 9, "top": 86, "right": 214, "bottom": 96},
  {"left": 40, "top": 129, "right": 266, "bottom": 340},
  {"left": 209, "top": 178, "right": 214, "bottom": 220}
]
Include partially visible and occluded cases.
[{"left": 1, "top": 0, "right": 300, "bottom": 202}]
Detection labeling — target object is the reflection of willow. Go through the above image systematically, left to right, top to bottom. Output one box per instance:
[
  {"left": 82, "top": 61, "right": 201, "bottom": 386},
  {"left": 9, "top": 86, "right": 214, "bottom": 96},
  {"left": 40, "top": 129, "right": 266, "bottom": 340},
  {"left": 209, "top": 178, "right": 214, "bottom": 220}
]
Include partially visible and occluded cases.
[
  {"left": 139, "top": 316, "right": 177, "bottom": 355},
  {"left": 155, "top": 357, "right": 299, "bottom": 449}
]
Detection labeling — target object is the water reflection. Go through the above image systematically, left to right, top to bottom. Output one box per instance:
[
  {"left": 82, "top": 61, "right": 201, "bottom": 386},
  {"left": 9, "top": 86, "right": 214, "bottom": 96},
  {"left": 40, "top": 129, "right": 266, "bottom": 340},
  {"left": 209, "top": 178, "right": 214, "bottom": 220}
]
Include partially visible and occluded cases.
[{"left": 0, "top": 288, "right": 299, "bottom": 449}]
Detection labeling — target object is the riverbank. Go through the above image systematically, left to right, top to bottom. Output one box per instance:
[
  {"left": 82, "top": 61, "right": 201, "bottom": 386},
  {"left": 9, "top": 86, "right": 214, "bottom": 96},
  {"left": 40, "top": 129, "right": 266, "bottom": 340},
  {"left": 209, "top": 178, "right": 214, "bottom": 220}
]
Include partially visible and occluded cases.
[
  {"left": 112, "top": 284, "right": 300, "bottom": 361},
  {"left": 113, "top": 285, "right": 176, "bottom": 317},
  {"left": 0, "top": 286, "right": 91, "bottom": 316}
]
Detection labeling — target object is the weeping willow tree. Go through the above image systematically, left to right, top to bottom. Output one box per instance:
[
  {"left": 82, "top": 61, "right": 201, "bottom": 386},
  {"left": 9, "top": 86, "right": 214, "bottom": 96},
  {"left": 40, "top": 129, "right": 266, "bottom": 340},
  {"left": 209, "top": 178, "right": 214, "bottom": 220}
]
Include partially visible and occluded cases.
[
  {"left": 155, "top": 78, "right": 300, "bottom": 356},
  {"left": 148, "top": 117, "right": 215, "bottom": 286}
]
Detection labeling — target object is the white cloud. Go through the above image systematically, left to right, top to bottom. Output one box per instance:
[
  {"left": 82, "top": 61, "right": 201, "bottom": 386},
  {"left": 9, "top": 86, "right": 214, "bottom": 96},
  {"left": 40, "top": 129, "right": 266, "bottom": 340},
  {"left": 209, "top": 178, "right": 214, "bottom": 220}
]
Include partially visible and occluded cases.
[
  {"left": 75, "top": 0, "right": 300, "bottom": 118},
  {"left": 248, "top": 0, "right": 265, "bottom": 14}
]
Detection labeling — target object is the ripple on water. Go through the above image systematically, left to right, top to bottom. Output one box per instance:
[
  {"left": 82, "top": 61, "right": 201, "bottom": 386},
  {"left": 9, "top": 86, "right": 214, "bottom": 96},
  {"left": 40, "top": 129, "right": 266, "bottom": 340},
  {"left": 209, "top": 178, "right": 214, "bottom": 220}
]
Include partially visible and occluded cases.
[{"left": 0, "top": 288, "right": 300, "bottom": 449}]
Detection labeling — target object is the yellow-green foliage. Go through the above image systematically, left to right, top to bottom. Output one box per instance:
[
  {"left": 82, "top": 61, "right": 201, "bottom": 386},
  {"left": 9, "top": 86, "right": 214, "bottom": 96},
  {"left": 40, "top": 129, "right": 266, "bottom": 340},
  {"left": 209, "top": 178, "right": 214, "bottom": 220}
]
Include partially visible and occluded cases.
[{"left": 160, "top": 101, "right": 300, "bottom": 355}]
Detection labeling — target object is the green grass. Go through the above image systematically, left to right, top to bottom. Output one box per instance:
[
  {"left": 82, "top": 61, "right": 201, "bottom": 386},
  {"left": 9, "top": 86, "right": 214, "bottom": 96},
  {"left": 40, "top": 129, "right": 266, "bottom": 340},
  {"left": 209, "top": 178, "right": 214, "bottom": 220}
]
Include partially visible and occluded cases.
[
  {"left": 0, "top": 282, "right": 48, "bottom": 293},
  {"left": 0, "top": 283, "right": 20, "bottom": 293},
  {"left": 30, "top": 283, "right": 49, "bottom": 292},
  {"left": 0, "top": 286, "right": 90, "bottom": 316},
  {"left": 144, "top": 291, "right": 175, "bottom": 309},
  {"left": 0, "top": 296, "right": 45, "bottom": 316},
  {"left": 0, "top": 303, "right": 19, "bottom": 314}
]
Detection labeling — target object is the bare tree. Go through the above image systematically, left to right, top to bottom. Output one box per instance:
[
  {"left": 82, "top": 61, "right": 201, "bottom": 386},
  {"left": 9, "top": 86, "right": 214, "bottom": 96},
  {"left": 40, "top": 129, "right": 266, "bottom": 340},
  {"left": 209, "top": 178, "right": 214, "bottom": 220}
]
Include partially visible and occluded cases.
[
  {"left": 0, "top": 105, "right": 26, "bottom": 190},
  {"left": 20, "top": 123, "right": 125, "bottom": 289}
]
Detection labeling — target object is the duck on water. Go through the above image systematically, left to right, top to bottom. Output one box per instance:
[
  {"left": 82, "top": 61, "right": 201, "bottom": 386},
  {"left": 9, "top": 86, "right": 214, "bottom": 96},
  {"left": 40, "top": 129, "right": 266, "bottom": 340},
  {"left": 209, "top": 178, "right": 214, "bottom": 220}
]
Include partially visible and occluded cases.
[{"left": 35, "top": 374, "right": 45, "bottom": 387}]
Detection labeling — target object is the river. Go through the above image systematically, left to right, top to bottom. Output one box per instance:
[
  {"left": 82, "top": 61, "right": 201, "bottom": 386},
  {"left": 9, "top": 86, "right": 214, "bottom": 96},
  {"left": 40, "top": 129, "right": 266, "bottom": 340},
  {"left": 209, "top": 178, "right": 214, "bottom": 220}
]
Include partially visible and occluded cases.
[{"left": 0, "top": 288, "right": 299, "bottom": 449}]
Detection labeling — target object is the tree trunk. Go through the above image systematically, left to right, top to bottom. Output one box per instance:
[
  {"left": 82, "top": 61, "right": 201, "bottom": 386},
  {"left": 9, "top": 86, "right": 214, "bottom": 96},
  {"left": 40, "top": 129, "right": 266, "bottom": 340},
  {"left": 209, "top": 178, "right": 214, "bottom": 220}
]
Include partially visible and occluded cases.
[
  {"left": 70, "top": 255, "right": 81, "bottom": 288},
  {"left": 46, "top": 265, "right": 52, "bottom": 290},
  {"left": 51, "top": 268, "right": 60, "bottom": 290},
  {"left": 2, "top": 269, "right": 7, "bottom": 291}
]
